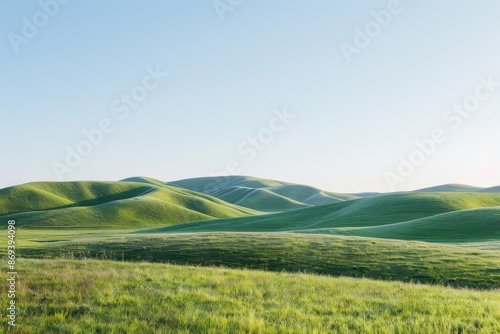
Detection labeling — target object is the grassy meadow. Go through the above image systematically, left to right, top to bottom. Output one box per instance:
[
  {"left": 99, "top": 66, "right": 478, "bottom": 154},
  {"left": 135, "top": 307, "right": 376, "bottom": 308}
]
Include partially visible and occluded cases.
[
  {"left": 1, "top": 176, "right": 500, "bottom": 333},
  {"left": 17, "top": 232, "right": 500, "bottom": 289},
  {"left": 1, "top": 259, "right": 499, "bottom": 334}
]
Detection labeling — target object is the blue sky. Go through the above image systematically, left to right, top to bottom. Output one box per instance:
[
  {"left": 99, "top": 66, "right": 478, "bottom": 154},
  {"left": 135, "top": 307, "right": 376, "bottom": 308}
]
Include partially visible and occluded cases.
[{"left": 1, "top": 0, "right": 500, "bottom": 192}]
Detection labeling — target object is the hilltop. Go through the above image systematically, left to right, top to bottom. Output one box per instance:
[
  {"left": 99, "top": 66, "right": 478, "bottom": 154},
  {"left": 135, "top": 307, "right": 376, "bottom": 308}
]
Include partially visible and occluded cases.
[{"left": 167, "top": 176, "right": 358, "bottom": 212}]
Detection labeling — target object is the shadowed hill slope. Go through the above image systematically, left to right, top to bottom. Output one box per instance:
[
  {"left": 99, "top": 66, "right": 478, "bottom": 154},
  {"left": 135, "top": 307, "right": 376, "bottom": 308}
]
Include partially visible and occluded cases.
[
  {"left": 168, "top": 176, "right": 358, "bottom": 212},
  {"left": 0, "top": 181, "right": 259, "bottom": 229},
  {"left": 478, "top": 186, "right": 500, "bottom": 193},
  {"left": 150, "top": 192, "right": 500, "bottom": 234},
  {"left": 301, "top": 207, "right": 500, "bottom": 242}
]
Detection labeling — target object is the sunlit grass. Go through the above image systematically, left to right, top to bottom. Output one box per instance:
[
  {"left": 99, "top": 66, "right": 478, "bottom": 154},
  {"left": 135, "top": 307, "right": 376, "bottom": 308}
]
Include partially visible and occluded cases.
[
  {"left": 19, "top": 232, "right": 500, "bottom": 289},
  {"left": 1, "top": 259, "right": 499, "bottom": 333}
]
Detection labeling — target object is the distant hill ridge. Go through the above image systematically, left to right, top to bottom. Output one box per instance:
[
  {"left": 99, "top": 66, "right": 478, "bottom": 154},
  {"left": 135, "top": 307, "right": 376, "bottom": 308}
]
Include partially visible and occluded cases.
[{"left": 168, "top": 176, "right": 358, "bottom": 212}]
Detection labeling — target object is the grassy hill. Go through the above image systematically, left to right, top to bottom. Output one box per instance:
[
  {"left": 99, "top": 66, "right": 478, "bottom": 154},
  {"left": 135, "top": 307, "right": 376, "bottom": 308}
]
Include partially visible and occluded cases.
[
  {"left": 169, "top": 175, "right": 289, "bottom": 191},
  {"left": 121, "top": 176, "right": 171, "bottom": 187},
  {"left": 168, "top": 176, "right": 358, "bottom": 212},
  {"left": 0, "top": 181, "right": 259, "bottom": 229},
  {"left": 0, "top": 181, "right": 151, "bottom": 216},
  {"left": 415, "top": 184, "right": 482, "bottom": 193},
  {"left": 478, "top": 186, "right": 500, "bottom": 193},
  {"left": 215, "top": 187, "right": 310, "bottom": 212},
  {"left": 154, "top": 192, "right": 500, "bottom": 233},
  {"left": 303, "top": 207, "right": 500, "bottom": 242},
  {"left": 3, "top": 259, "right": 499, "bottom": 333}
]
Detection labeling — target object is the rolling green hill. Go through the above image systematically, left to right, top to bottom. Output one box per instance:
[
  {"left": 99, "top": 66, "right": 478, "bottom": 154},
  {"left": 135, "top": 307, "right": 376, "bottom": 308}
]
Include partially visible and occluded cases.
[
  {"left": 120, "top": 176, "right": 171, "bottom": 187},
  {"left": 168, "top": 176, "right": 358, "bottom": 212},
  {"left": 0, "top": 181, "right": 259, "bottom": 229},
  {"left": 0, "top": 181, "right": 151, "bottom": 216},
  {"left": 415, "top": 184, "right": 482, "bottom": 193},
  {"left": 478, "top": 186, "right": 500, "bottom": 193},
  {"left": 215, "top": 187, "right": 310, "bottom": 212},
  {"left": 153, "top": 192, "right": 500, "bottom": 233},
  {"left": 302, "top": 207, "right": 500, "bottom": 242}
]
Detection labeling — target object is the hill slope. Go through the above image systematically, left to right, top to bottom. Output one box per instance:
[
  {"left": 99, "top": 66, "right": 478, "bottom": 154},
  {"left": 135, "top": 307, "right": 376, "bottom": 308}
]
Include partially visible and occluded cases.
[
  {"left": 168, "top": 176, "right": 358, "bottom": 212},
  {"left": 0, "top": 181, "right": 259, "bottom": 229},
  {"left": 415, "top": 184, "right": 482, "bottom": 193},
  {"left": 478, "top": 186, "right": 500, "bottom": 193},
  {"left": 153, "top": 192, "right": 500, "bottom": 233},
  {"left": 303, "top": 207, "right": 500, "bottom": 242}
]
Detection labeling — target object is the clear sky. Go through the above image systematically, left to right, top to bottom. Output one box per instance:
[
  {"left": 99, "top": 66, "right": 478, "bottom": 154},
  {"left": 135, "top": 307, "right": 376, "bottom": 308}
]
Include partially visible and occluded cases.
[{"left": 1, "top": 1, "right": 500, "bottom": 193}]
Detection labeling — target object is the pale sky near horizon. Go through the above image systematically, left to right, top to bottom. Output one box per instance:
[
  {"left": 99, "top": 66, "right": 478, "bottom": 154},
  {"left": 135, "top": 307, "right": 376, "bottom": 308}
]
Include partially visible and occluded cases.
[{"left": 1, "top": 1, "right": 500, "bottom": 193}]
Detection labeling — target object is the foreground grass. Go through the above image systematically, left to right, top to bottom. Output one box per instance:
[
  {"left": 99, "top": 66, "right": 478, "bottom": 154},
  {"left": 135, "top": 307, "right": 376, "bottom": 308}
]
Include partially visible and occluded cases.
[
  {"left": 22, "top": 232, "right": 500, "bottom": 289},
  {"left": 1, "top": 259, "right": 499, "bottom": 333}
]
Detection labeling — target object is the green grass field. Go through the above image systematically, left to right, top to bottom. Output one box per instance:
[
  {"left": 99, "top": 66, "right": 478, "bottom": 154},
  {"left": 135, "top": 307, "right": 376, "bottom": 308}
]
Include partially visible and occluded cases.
[
  {"left": 1, "top": 177, "right": 500, "bottom": 332},
  {"left": 18, "top": 232, "right": 500, "bottom": 289},
  {"left": 1, "top": 259, "right": 499, "bottom": 334}
]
